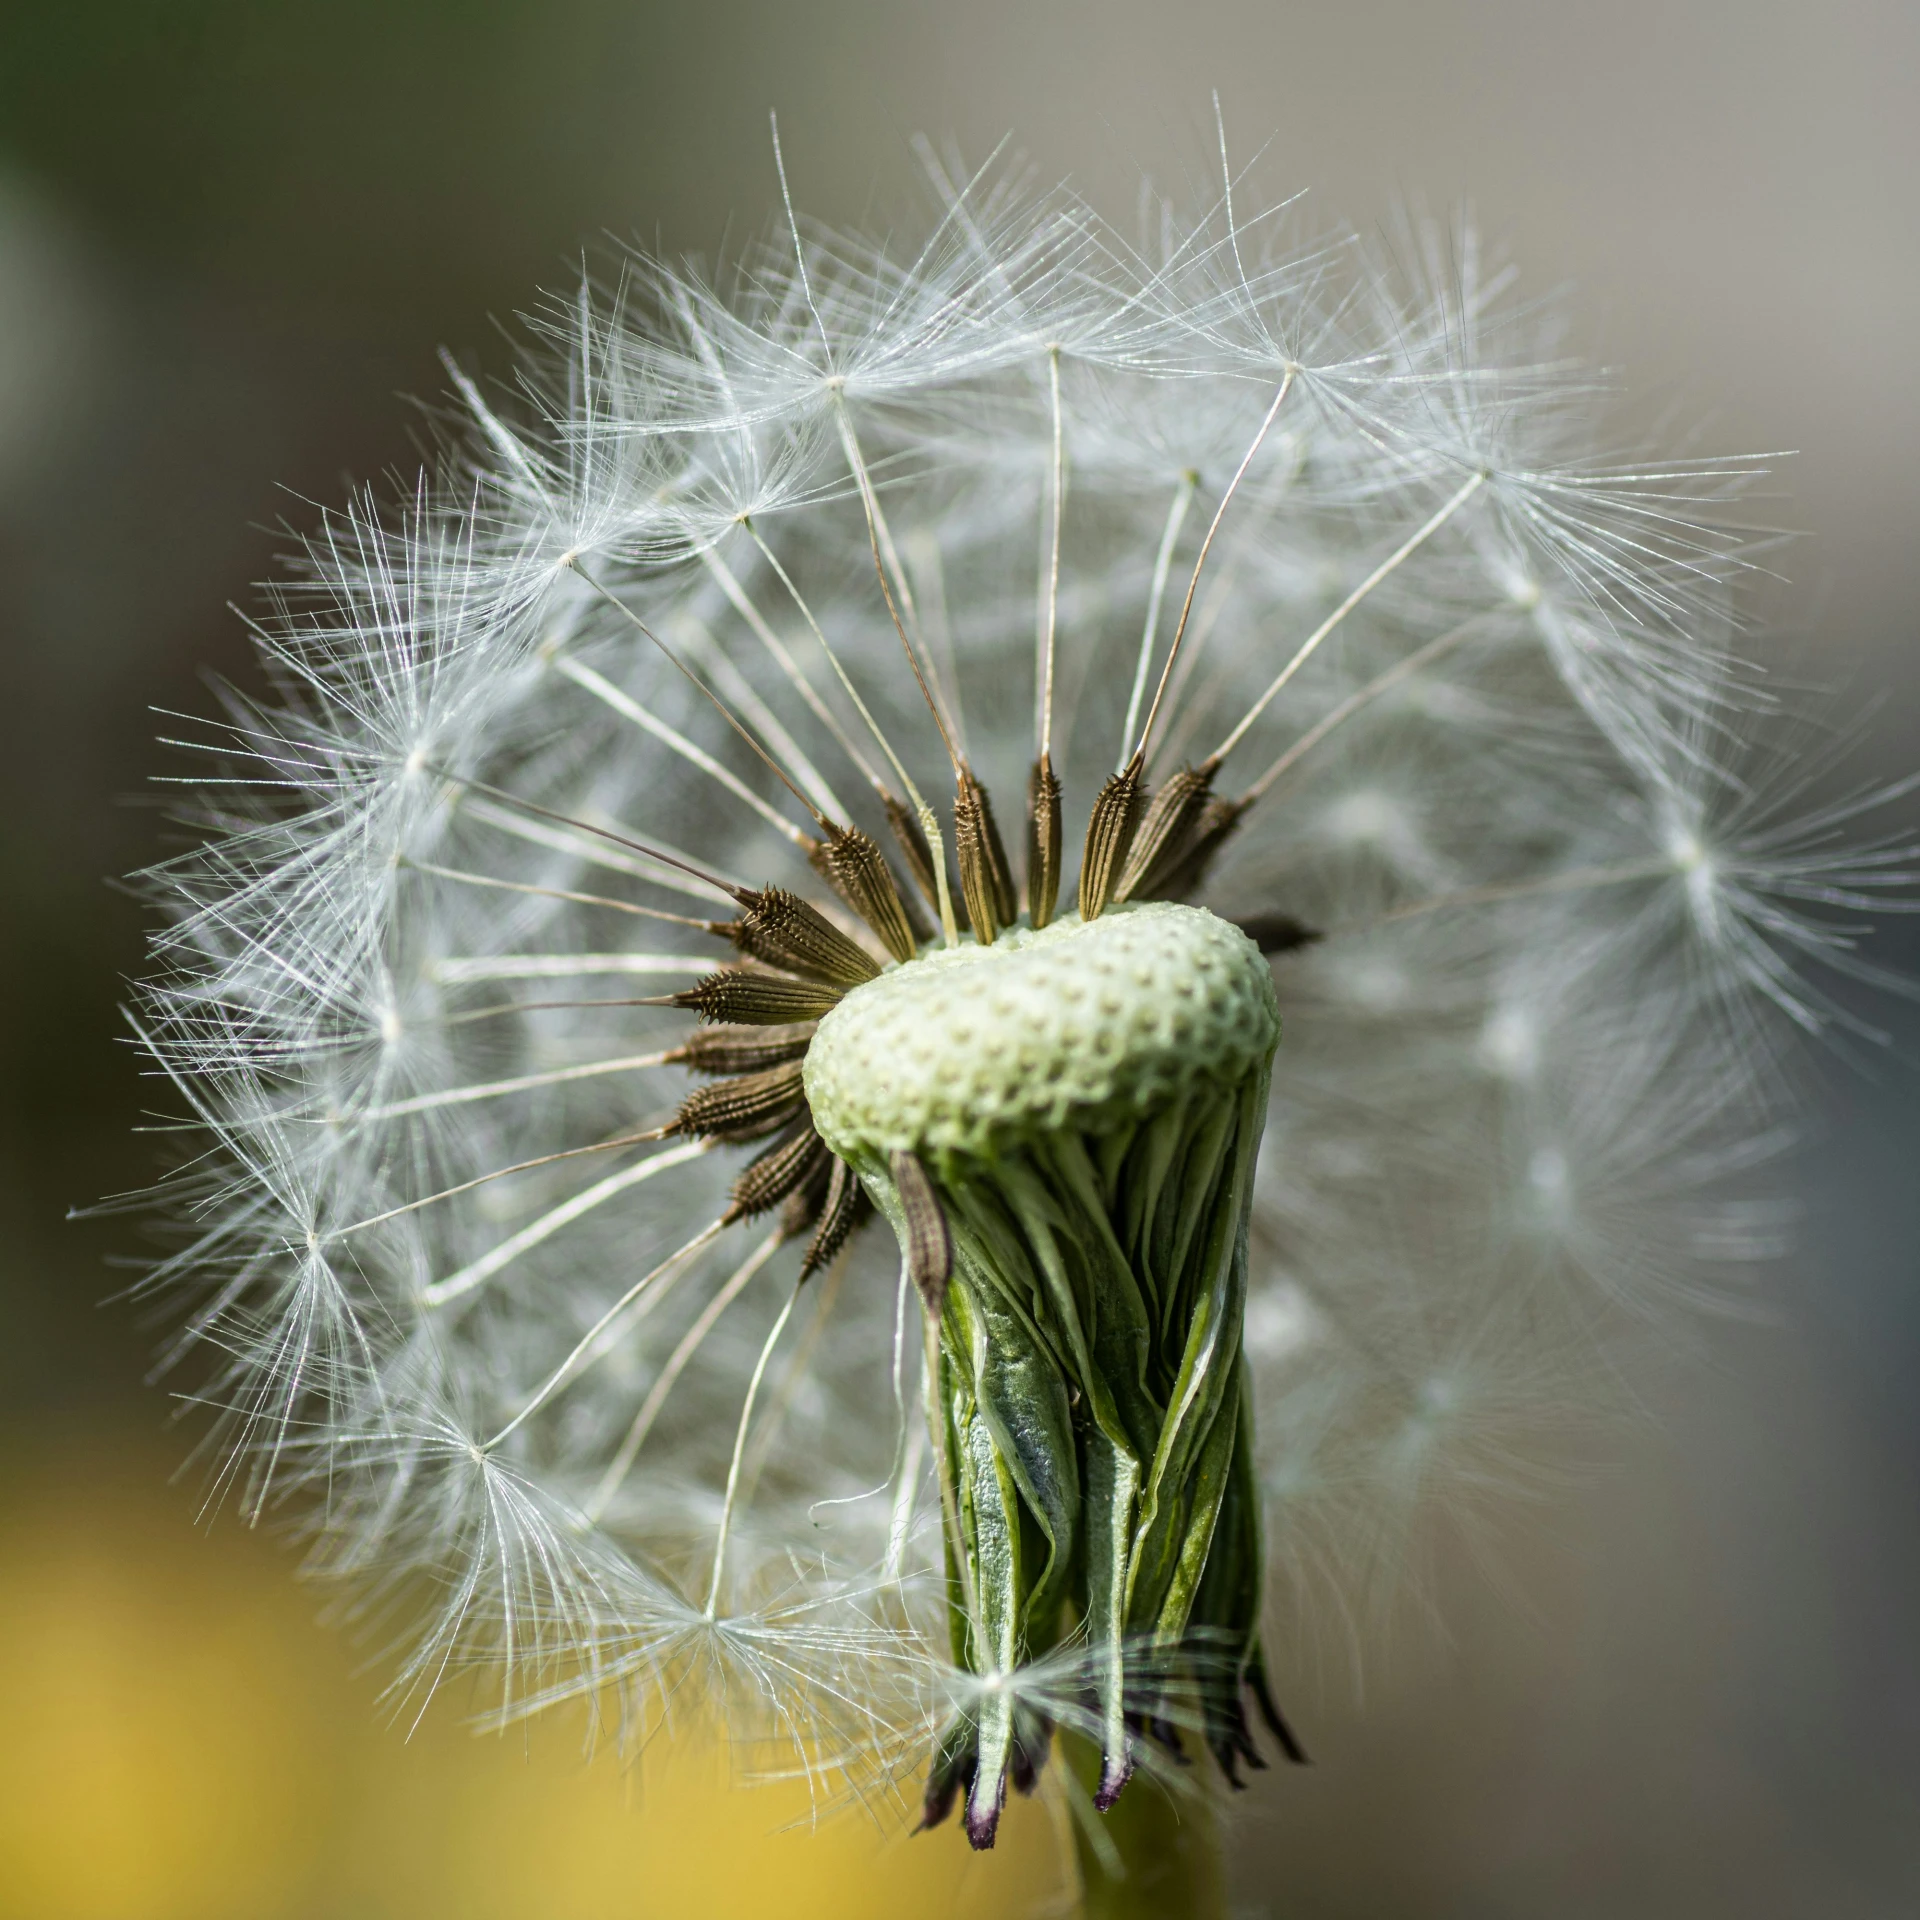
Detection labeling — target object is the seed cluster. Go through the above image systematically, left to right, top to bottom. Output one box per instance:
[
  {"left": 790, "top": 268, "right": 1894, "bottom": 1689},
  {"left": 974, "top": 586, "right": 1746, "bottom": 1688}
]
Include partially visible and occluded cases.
[
  {"left": 130, "top": 151, "right": 1900, "bottom": 1881},
  {"left": 652, "top": 751, "right": 1257, "bottom": 1276},
  {"left": 640, "top": 752, "right": 1300, "bottom": 1839}
]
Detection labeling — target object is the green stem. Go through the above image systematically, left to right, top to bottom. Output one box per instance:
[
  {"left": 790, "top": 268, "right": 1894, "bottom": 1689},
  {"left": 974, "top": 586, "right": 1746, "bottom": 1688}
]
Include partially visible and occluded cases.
[{"left": 1062, "top": 1732, "right": 1225, "bottom": 1920}]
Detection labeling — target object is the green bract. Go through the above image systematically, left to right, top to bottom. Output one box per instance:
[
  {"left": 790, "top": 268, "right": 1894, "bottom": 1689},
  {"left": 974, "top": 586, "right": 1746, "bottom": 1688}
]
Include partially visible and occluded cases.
[{"left": 808, "top": 903, "right": 1290, "bottom": 1843}]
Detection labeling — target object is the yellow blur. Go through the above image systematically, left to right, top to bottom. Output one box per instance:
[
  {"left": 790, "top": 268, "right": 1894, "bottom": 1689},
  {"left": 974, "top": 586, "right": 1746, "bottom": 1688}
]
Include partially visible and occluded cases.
[{"left": 0, "top": 1445, "right": 1063, "bottom": 1920}]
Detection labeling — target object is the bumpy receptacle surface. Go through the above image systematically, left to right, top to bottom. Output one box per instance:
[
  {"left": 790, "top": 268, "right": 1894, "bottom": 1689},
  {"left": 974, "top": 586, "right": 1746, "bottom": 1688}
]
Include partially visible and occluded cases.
[{"left": 804, "top": 901, "right": 1279, "bottom": 1164}]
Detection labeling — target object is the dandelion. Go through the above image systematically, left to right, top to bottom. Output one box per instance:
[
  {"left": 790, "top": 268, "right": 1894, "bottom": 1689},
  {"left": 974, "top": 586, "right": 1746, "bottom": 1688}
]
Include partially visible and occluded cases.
[{"left": 126, "top": 119, "right": 1914, "bottom": 1913}]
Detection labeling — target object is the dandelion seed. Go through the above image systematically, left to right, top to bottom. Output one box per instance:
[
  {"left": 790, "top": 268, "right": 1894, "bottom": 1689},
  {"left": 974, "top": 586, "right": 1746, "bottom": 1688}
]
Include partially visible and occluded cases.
[{"left": 124, "top": 125, "right": 1912, "bottom": 1909}]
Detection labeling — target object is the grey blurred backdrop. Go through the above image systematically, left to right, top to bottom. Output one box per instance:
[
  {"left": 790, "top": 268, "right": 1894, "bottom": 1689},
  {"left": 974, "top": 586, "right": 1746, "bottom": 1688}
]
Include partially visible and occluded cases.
[{"left": 2, "top": 3, "right": 1916, "bottom": 1915}]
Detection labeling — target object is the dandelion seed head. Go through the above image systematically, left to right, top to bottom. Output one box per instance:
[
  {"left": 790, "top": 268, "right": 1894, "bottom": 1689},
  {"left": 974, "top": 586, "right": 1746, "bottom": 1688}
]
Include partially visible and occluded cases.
[{"left": 121, "top": 130, "right": 1914, "bottom": 1842}]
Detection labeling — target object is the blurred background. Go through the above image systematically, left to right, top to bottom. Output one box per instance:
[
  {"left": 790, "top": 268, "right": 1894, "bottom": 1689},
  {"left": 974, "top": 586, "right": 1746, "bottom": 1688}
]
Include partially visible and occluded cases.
[{"left": 2, "top": 3, "right": 1917, "bottom": 1915}]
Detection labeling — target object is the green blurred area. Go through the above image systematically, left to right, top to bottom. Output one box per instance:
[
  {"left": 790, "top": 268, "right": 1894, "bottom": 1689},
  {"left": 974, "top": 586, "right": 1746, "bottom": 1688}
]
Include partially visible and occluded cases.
[
  {"left": 1, "top": 0, "right": 942, "bottom": 326},
  {"left": 2, "top": 4, "right": 1918, "bottom": 1915}
]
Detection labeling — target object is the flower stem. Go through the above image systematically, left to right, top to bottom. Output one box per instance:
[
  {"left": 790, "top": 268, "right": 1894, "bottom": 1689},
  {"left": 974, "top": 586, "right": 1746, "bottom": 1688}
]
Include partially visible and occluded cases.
[{"left": 1061, "top": 1732, "right": 1226, "bottom": 1920}]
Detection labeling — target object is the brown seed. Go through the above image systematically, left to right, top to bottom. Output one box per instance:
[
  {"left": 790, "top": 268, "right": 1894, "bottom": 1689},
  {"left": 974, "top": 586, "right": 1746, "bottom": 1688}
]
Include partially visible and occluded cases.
[
  {"left": 1026, "top": 752, "right": 1061, "bottom": 930},
  {"left": 1077, "top": 753, "right": 1146, "bottom": 921},
  {"left": 1115, "top": 762, "right": 1216, "bottom": 903},
  {"left": 953, "top": 768, "right": 1005, "bottom": 946},
  {"left": 972, "top": 768, "right": 1018, "bottom": 927},
  {"left": 882, "top": 794, "right": 943, "bottom": 924},
  {"left": 1146, "top": 794, "right": 1247, "bottom": 901},
  {"left": 815, "top": 824, "right": 919, "bottom": 963},
  {"left": 727, "top": 886, "right": 881, "bottom": 987},
  {"left": 1232, "top": 911, "right": 1321, "bottom": 956},
  {"left": 672, "top": 968, "right": 844, "bottom": 1026},
  {"left": 671, "top": 1022, "right": 817, "bottom": 1076},
  {"left": 669, "top": 1060, "right": 807, "bottom": 1143},
  {"left": 726, "top": 1114, "right": 832, "bottom": 1220},
  {"left": 777, "top": 1142, "right": 839, "bottom": 1240},
  {"left": 890, "top": 1148, "right": 952, "bottom": 1320},
  {"left": 799, "top": 1157, "right": 873, "bottom": 1277}
]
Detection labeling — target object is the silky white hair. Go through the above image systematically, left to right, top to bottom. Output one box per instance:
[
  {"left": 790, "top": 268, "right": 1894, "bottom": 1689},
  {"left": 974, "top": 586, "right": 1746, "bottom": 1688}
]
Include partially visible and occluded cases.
[{"left": 126, "top": 125, "right": 1913, "bottom": 1803}]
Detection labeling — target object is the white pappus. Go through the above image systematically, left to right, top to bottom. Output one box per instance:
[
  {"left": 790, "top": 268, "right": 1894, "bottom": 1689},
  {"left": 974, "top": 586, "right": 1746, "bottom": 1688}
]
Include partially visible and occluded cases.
[{"left": 125, "top": 124, "right": 1915, "bottom": 1862}]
